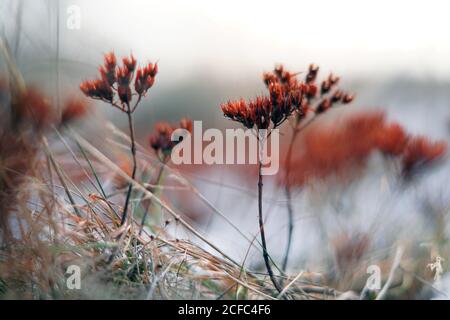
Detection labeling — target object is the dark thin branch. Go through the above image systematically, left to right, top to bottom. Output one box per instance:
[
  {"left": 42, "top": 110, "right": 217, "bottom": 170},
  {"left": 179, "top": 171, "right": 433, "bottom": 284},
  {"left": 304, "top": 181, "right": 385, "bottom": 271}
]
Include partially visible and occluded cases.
[
  {"left": 120, "top": 102, "right": 138, "bottom": 226},
  {"left": 257, "top": 134, "right": 283, "bottom": 294}
]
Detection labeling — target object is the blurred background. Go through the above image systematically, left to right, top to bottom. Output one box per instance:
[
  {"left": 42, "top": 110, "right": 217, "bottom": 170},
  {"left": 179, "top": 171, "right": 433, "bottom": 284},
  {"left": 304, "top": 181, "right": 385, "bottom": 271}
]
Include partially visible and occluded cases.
[
  {"left": 2, "top": 0, "right": 450, "bottom": 298},
  {"left": 2, "top": 0, "right": 450, "bottom": 134}
]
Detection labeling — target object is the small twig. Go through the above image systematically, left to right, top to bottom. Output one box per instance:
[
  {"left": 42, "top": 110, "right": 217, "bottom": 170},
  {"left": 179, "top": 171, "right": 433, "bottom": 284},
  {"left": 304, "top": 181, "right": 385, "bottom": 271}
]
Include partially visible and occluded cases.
[
  {"left": 131, "top": 94, "right": 143, "bottom": 113},
  {"left": 282, "top": 114, "right": 318, "bottom": 272},
  {"left": 281, "top": 127, "right": 299, "bottom": 272},
  {"left": 146, "top": 258, "right": 176, "bottom": 300},
  {"left": 276, "top": 270, "right": 304, "bottom": 299}
]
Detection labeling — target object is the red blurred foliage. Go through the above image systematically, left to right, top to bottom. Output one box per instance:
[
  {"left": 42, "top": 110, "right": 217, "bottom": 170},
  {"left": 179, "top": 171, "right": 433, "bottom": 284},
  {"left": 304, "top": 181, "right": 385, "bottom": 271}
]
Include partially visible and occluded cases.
[
  {"left": 1, "top": 75, "right": 92, "bottom": 237},
  {"left": 1, "top": 81, "right": 46, "bottom": 236},
  {"left": 9, "top": 85, "right": 89, "bottom": 129},
  {"left": 13, "top": 87, "right": 54, "bottom": 129},
  {"left": 61, "top": 97, "right": 90, "bottom": 125},
  {"left": 283, "top": 111, "right": 447, "bottom": 187},
  {"left": 375, "top": 123, "right": 408, "bottom": 156},
  {"left": 0, "top": 130, "right": 38, "bottom": 236},
  {"left": 402, "top": 136, "right": 447, "bottom": 177}
]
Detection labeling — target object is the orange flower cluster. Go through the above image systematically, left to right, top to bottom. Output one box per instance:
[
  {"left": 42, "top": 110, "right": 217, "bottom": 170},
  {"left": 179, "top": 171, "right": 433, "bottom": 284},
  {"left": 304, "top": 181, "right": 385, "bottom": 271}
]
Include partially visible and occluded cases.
[
  {"left": 80, "top": 52, "right": 157, "bottom": 107},
  {"left": 221, "top": 64, "right": 354, "bottom": 130},
  {"left": 299, "top": 64, "right": 354, "bottom": 114},
  {"left": 285, "top": 112, "right": 447, "bottom": 186},
  {"left": 149, "top": 118, "right": 193, "bottom": 158}
]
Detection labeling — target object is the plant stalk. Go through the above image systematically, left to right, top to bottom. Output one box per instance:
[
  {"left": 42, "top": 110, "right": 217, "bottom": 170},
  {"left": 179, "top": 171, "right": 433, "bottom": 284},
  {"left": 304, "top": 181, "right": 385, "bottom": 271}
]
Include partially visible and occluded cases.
[
  {"left": 120, "top": 106, "right": 137, "bottom": 226},
  {"left": 281, "top": 114, "right": 317, "bottom": 271},
  {"left": 281, "top": 128, "right": 299, "bottom": 271},
  {"left": 257, "top": 155, "right": 283, "bottom": 294}
]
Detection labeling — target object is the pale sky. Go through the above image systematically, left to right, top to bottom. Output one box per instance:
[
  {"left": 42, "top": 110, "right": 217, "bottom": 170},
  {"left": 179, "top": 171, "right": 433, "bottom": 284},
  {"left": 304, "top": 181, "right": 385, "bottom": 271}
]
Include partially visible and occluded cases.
[
  {"left": 2, "top": 0, "right": 450, "bottom": 81},
  {"left": 74, "top": 0, "right": 450, "bottom": 80}
]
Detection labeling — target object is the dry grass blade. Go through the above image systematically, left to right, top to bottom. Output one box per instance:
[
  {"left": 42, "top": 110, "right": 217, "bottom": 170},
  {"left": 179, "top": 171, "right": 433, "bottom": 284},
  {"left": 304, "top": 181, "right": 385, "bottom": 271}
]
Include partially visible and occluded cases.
[{"left": 69, "top": 130, "right": 242, "bottom": 269}]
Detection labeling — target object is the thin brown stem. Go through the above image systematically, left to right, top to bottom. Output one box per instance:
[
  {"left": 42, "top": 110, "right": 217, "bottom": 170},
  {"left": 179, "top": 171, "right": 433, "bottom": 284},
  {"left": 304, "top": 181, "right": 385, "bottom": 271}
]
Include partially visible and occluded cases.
[
  {"left": 131, "top": 94, "right": 143, "bottom": 113},
  {"left": 120, "top": 103, "right": 137, "bottom": 226},
  {"left": 281, "top": 114, "right": 318, "bottom": 271},
  {"left": 281, "top": 127, "right": 299, "bottom": 271},
  {"left": 258, "top": 157, "right": 283, "bottom": 294}
]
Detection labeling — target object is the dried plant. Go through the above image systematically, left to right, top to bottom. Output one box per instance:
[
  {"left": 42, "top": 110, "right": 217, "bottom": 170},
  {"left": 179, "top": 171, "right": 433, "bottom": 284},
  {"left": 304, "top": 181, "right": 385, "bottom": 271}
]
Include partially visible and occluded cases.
[
  {"left": 1, "top": 22, "right": 449, "bottom": 299},
  {"left": 80, "top": 52, "right": 158, "bottom": 226},
  {"left": 221, "top": 63, "right": 356, "bottom": 292},
  {"left": 267, "top": 64, "right": 354, "bottom": 271},
  {"left": 220, "top": 67, "right": 317, "bottom": 293},
  {"left": 0, "top": 68, "right": 89, "bottom": 242},
  {"left": 140, "top": 119, "right": 193, "bottom": 234}
]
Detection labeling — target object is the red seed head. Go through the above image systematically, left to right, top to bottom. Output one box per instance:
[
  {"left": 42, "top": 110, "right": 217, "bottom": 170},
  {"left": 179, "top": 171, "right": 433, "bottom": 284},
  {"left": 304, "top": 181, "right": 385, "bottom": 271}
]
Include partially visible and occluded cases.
[
  {"left": 104, "top": 52, "right": 117, "bottom": 70},
  {"left": 122, "top": 54, "right": 137, "bottom": 73},
  {"left": 150, "top": 62, "right": 158, "bottom": 77},
  {"left": 306, "top": 64, "right": 319, "bottom": 83},
  {"left": 116, "top": 66, "right": 132, "bottom": 86},
  {"left": 80, "top": 79, "right": 113, "bottom": 102},
  {"left": 118, "top": 85, "right": 132, "bottom": 104},
  {"left": 342, "top": 93, "right": 355, "bottom": 104},
  {"left": 315, "top": 99, "right": 331, "bottom": 114}
]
